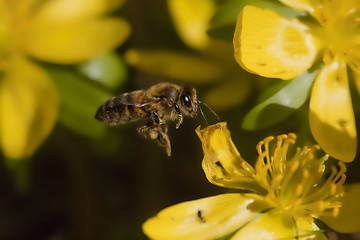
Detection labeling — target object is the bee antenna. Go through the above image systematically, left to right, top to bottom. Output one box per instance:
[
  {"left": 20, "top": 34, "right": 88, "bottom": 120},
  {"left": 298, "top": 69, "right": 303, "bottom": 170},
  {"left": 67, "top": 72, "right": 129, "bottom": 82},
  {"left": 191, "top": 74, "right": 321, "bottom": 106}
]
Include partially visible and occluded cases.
[
  {"left": 198, "top": 100, "right": 219, "bottom": 120},
  {"left": 197, "top": 102, "right": 208, "bottom": 126}
]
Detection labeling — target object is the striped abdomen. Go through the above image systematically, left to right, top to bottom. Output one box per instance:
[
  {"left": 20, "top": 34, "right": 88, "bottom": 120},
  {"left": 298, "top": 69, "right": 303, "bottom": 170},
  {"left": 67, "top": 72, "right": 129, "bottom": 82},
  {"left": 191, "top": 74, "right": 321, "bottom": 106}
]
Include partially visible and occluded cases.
[{"left": 95, "top": 90, "right": 150, "bottom": 125}]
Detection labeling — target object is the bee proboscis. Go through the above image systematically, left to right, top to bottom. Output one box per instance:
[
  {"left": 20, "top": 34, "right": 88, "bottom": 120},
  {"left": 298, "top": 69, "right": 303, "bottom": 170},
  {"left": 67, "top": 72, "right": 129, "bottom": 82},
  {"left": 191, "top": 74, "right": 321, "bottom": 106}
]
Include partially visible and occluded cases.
[{"left": 95, "top": 82, "right": 200, "bottom": 156}]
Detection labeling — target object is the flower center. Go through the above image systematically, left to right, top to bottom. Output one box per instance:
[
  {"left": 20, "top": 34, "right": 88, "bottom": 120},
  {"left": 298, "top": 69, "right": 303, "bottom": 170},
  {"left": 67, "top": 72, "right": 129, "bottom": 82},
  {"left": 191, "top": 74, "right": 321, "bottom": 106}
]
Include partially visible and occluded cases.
[
  {"left": 312, "top": 0, "right": 360, "bottom": 66},
  {"left": 255, "top": 134, "right": 346, "bottom": 219}
]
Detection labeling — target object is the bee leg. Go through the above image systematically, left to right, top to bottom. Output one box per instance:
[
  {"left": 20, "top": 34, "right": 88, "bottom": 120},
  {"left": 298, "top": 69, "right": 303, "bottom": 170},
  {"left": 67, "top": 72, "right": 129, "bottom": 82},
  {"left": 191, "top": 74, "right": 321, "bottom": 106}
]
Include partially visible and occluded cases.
[
  {"left": 174, "top": 102, "right": 183, "bottom": 129},
  {"left": 152, "top": 111, "right": 160, "bottom": 124},
  {"left": 152, "top": 111, "right": 168, "bottom": 126},
  {"left": 175, "top": 115, "right": 183, "bottom": 129},
  {"left": 137, "top": 121, "right": 165, "bottom": 136},
  {"left": 137, "top": 123, "right": 154, "bottom": 138},
  {"left": 160, "top": 123, "right": 168, "bottom": 134},
  {"left": 137, "top": 124, "right": 171, "bottom": 156},
  {"left": 137, "top": 125, "right": 148, "bottom": 135},
  {"left": 154, "top": 129, "right": 171, "bottom": 156}
]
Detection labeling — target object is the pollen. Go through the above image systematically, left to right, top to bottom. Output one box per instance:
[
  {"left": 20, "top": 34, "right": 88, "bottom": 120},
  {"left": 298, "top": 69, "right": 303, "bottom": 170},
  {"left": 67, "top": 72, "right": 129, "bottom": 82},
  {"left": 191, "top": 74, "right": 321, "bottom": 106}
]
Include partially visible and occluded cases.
[{"left": 149, "top": 132, "right": 158, "bottom": 139}]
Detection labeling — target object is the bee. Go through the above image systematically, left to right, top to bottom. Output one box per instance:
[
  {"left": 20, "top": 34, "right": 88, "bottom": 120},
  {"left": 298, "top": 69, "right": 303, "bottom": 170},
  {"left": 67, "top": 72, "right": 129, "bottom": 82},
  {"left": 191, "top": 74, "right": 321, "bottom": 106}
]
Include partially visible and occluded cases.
[{"left": 95, "top": 82, "right": 200, "bottom": 156}]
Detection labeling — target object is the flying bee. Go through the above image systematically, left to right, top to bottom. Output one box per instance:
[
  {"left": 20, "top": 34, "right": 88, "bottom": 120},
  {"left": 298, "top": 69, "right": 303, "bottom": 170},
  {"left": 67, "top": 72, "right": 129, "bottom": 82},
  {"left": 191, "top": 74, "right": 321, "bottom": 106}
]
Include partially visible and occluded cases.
[{"left": 95, "top": 82, "right": 209, "bottom": 156}]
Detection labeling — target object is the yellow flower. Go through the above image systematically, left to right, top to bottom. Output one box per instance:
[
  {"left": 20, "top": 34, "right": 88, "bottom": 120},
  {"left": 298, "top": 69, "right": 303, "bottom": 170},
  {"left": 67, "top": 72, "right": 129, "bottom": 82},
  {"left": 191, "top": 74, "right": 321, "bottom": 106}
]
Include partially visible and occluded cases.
[
  {"left": 0, "top": 0, "right": 130, "bottom": 159},
  {"left": 167, "top": 0, "right": 216, "bottom": 50},
  {"left": 233, "top": 1, "right": 360, "bottom": 162},
  {"left": 143, "top": 122, "right": 360, "bottom": 240}
]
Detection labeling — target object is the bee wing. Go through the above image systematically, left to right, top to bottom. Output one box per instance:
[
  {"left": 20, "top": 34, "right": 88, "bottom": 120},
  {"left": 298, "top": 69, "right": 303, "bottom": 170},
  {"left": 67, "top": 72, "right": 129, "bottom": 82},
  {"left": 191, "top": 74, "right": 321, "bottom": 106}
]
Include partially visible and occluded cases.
[{"left": 126, "top": 102, "right": 153, "bottom": 107}]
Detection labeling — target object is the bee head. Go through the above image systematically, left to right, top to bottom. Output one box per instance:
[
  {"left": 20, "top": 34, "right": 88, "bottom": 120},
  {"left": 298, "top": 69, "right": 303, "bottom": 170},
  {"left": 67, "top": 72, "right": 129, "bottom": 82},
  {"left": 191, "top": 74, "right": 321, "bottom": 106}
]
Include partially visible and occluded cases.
[{"left": 179, "top": 86, "right": 198, "bottom": 117}]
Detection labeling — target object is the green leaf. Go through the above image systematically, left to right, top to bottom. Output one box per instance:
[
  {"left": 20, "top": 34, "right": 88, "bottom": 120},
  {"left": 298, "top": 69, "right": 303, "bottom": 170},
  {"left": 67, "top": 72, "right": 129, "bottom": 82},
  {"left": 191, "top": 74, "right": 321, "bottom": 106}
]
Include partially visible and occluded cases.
[
  {"left": 208, "top": 0, "right": 304, "bottom": 41},
  {"left": 207, "top": 24, "right": 235, "bottom": 42},
  {"left": 77, "top": 52, "right": 128, "bottom": 90},
  {"left": 46, "top": 67, "right": 111, "bottom": 138},
  {"left": 242, "top": 68, "right": 319, "bottom": 130},
  {"left": 203, "top": 78, "right": 251, "bottom": 110}
]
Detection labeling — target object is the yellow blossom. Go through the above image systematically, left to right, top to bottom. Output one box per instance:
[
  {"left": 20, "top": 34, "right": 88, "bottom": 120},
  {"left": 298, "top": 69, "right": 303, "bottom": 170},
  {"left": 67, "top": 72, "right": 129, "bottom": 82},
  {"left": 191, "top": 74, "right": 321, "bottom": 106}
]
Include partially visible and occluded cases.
[
  {"left": 0, "top": 0, "right": 130, "bottom": 159},
  {"left": 167, "top": 0, "right": 216, "bottom": 50},
  {"left": 233, "top": 0, "right": 360, "bottom": 162},
  {"left": 143, "top": 122, "right": 360, "bottom": 240}
]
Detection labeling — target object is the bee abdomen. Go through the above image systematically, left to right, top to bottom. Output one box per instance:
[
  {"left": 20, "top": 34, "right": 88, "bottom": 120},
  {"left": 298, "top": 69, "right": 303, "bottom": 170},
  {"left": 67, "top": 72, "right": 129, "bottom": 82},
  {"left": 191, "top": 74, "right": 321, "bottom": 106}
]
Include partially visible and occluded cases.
[{"left": 95, "top": 91, "right": 148, "bottom": 125}]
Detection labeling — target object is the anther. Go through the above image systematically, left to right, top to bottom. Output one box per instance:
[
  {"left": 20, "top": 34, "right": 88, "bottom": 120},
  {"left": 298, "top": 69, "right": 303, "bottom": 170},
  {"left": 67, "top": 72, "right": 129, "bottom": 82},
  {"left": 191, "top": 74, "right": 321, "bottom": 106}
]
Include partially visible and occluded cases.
[
  {"left": 278, "top": 134, "right": 288, "bottom": 140},
  {"left": 264, "top": 136, "right": 275, "bottom": 144},
  {"left": 285, "top": 139, "right": 296, "bottom": 145},
  {"left": 256, "top": 141, "right": 264, "bottom": 154},
  {"left": 311, "top": 144, "right": 320, "bottom": 150},
  {"left": 307, "top": 151, "right": 315, "bottom": 160},
  {"left": 338, "top": 162, "right": 347, "bottom": 174}
]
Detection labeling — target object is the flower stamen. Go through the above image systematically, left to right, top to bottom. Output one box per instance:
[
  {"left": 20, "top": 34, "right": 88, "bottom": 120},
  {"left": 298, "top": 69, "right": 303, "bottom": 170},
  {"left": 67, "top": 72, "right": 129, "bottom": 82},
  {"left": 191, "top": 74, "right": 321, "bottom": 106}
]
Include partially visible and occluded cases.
[{"left": 253, "top": 133, "right": 346, "bottom": 219}]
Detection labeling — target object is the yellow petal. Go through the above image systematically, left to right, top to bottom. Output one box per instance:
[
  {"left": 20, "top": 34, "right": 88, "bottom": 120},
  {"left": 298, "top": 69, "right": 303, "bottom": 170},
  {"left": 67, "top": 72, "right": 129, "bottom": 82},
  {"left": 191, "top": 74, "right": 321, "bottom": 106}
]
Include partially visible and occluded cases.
[
  {"left": 31, "top": 0, "right": 124, "bottom": 24},
  {"left": 168, "top": 0, "right": 215, "bottom": 49},
  {"left": 278, "top": 0, "right": 314, "bottom": 14},
  {"left": 233, "top": 6, "right": 319, "bottom": 80},
  {"left": 25, "top": 18, "right": 130, "bottom": 64},
  {"left": 125, "top": 49, "right": 225, "bottom": 84},
  {"left": 0, "top": 57, "right": 58, "bottom": 159},
  {"left": 309, "top": 60, "right": 357, "bottom": 162},
  {"left": 196, "top": 122, "right": 264, "bottom": 193},
  {"left": 321, "top": 183, "right": 360, "bottom": 233},
  {"left": 143, "top": 193, "right": 266, "bottom": 240},
  {"left": 232, "top": 209, "right": 326, "bottom": 240},
  {"left": 295, "top": 217, "right": 328, "bottom": 240}
]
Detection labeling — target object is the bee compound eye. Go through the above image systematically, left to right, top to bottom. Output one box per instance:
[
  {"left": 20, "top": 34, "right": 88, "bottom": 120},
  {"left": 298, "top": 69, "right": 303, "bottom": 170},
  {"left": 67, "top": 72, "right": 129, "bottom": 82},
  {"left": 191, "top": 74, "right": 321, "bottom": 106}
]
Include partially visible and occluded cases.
[{"left": 181, "top": 93, "right": 192, "bottom": 109}]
